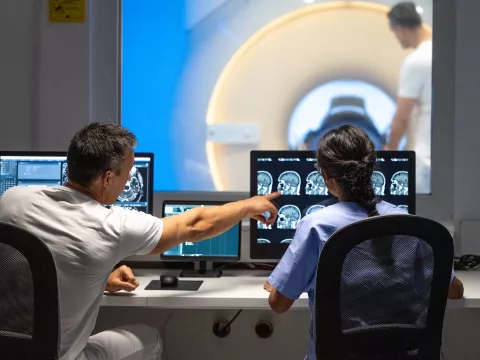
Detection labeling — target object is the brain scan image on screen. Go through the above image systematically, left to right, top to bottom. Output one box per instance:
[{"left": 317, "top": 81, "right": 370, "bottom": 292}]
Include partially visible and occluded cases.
[
  {"left": 62, "top": 163, "right": 68, "bottom": 185},
  {"left": 118, "top": 166, "right": 145, "bottom": 202},
  {"left": 257, "top": 171, "right": 273, "bottom": 195},
  {"left": 277, "top": 171, "right": 301, "bottom": 195},
  {"left": 305, "top": 171, "right": 328, "bottom": 195},
  {"left": 371, "top": 171, "right": 386, "bottom": 196},
  {"left": 390, "top": 171, "right": 409, "bottom": 196},
  {"left": 306, "top": 204, "right": 325, "bottom": 215},
  {"left": 112, "top": 205, "right": 147, "bottom": 212},
  {"left": 277, "top": 205, "right": 301, "bottom": 230},
  {"left": 397, "top": 205, "right": 408, "bottom": 212},
  {"left": 122, "top": 206, "right": 139, "bottom": 211},
  {"left": 257, "top": 221, "right": 272, "bottom": 230},
  {"left": 257, "top": 238, "right": 271, "bottom": 244},
  {"left": 281, "top": 239, "right": 293, "bottom": 244}
]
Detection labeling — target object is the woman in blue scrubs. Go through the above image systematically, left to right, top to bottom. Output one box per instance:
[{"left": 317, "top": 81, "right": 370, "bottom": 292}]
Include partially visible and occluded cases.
[{"left": 264, "top": 125, "right": 464, "bottom": 360}]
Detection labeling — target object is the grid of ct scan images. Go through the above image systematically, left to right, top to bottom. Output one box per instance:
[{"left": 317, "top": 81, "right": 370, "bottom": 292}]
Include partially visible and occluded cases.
[{"left": 254, "top": 155, "right": 410, "bottom": 245}]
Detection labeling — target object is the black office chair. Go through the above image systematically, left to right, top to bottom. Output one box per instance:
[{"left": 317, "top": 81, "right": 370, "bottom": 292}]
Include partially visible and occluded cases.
[
  {"left": 315, "top": 215, "right": 453, "bottom": 360},
  {"left": 0, "top": 222, "right": 60, "bottom": 360}
]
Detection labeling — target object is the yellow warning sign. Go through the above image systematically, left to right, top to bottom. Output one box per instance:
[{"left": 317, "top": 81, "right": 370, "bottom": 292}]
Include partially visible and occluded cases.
[{"left": 49, "top": 0, "right": 86, "bottom": 23}]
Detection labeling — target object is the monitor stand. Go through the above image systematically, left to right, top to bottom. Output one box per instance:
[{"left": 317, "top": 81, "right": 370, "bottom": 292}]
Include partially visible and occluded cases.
[{"left": 179, "top": 260, "right": 222, "bottom": 278}]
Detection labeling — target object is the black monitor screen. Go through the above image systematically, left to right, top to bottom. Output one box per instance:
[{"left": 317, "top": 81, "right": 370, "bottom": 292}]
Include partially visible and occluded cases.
[
  {"left": 250, "top": 150, "right": 415, "bottom": 260},
  {"left": 0, "top": 152, "right": 154, "bottom": 214},
  {"left": 110, "top": 154, "right": 154, "bottom": 214},
  {"left": 161, "top": 201, "right": 241, "bottom": 261}
]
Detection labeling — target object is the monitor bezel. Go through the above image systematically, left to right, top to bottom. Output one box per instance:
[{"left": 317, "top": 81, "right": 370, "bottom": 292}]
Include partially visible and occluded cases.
[
  {"left": 249, "top": 150, "right": 416, "bottom": 260},
  {"left": 0, "top": 151, "right": 155, "bottom": 215},
  {"left": 0, "top": 151, "right": 68, "bottom": 159},
  {"left": 131, "top": 152, "right": 154, "bottom": 215},
  {"left": 160, "top": 200, "right": 242, "bottom": 262}
]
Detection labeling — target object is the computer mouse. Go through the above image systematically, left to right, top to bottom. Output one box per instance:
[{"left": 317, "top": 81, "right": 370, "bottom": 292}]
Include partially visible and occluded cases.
[{"left": 160, "top": 274, "right": 178, "bottom": 287}]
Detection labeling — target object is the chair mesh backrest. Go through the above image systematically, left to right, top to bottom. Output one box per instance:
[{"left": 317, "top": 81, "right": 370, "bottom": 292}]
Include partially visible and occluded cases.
[
  {"left": 315, "top": 215, "right": 453, "bottom": 360},
  {"left": 0, "top": 222, "right": 60, "bottom": 360},
  {"left": 340, "top": 235, "right": 433, "bottom": 332},
  {"left": 0, "top": 243, "right": 34, "bottom": 339}
]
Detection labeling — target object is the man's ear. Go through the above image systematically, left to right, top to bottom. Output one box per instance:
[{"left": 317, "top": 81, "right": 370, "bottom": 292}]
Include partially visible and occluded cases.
[{"left": 103, "top": 170, "right": 112, "bottom": 188}]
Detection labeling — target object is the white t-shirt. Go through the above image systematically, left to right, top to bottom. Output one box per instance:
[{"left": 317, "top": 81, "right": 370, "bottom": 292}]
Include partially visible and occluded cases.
[
  {"left": 398, "top": 39, "right": 432, "bottom": 161},
  {"left": 0, "top": 186, "right": 162, "bottom": 360}
]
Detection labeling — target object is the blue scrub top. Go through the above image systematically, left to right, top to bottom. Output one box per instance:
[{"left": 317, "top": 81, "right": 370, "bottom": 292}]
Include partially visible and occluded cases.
[{"left": 268, "top": 201, "right": 454, "bottom": 360}]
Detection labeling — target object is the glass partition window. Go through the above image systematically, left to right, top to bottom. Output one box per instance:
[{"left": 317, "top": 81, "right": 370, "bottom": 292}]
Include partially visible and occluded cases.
[{"left": 122, "top": 0, "right": 433, "bottom": 194}]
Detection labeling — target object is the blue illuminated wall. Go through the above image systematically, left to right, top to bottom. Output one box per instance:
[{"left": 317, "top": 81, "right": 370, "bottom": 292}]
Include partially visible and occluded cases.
[{"left": 122, "top": 1, "right": 188, "bottom": 191}]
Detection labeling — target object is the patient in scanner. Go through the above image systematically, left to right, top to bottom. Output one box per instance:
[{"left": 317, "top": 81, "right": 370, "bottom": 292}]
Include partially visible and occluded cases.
[{"left": 264, "top": 125, "right": 464, "bottom": 360}]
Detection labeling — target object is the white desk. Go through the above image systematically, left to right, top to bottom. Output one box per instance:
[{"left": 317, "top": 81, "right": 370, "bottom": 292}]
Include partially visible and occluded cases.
[
  {"left": 101, "top": 269, "right": 479, "bottom": 309},
  {"left": 101, "top": 269, "right": 308, "bottom": 309}
]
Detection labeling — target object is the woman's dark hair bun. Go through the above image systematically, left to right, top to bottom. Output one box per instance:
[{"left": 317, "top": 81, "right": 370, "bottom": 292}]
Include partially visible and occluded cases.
[
  {"left": 315, "top": 125, "right": 394, "bottom": 262},
  {"left": 316, "top": 125, "right": 379, "bottom": 217},
  {"left": 316, "top": 125, "right": 391, "bottom": 262}
]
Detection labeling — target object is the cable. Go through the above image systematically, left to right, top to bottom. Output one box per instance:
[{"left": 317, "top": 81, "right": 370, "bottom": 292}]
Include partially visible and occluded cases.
[
  {"left": 454, "top": 255, "right": 480, "bottom": 270},
  {"left": 217, "top": 262, "right": 275, "bottom": 272},
  {"left": 217, "top": 262, "right": 242, "bottom": 271},
  {"left": 250, "top": 263, "right": 276, "bottom": 270},
  {"left": 214, "top": 309, "right": 244, "bottom": 337},
  {"left": 224, "top": 309, "right": 243, "bottom": 329},
  {"left": 160, "top": 312, "right": 174, "bottom": 360}
]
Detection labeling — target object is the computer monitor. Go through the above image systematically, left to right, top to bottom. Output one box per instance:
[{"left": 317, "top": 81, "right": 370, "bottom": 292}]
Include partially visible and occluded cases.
[
  {"left": 250, "top": 150, "right": 416, "bottom": 260},
  {"left": 0, "top": 151, "right": 155, "bottom": 214},
  {"left": 161, "top": 200, "right": 241, "bottom": 278}
]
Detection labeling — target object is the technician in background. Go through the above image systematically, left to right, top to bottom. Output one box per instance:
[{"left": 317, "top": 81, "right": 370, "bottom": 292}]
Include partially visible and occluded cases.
[
  {"left": 384, "top": 2, "right": 432, "bottom": 194},
  {"left": 0, "top": 123, "right": 279, "bottom": 360},
  {"left": 264, "top": 125, "right": 463, "bottom": 360}
]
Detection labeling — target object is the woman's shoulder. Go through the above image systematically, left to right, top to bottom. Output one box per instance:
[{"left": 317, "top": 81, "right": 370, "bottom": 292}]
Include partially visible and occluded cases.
[
  {"left": 377, "top": 200, "right": 408, "bottom": 215},
  {"left": 300, "top": 201, "right": 406, "bottom": 229},
  {"left": 303, "top": 201, "right": 347, "bottom": 220},
  {"left": 301, "top": 202, "right": 361, "bottom": 232}
]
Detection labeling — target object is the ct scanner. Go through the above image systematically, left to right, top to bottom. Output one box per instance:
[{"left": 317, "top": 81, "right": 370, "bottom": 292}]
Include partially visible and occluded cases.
[{"left": 205, "top": 1, "right": 432, "bottom": 191}]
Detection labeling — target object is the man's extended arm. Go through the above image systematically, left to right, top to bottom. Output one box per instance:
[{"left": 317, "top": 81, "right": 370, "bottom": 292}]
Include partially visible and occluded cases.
[{"left": 150, "top": 193, "right": 280, "bottom": 255}]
